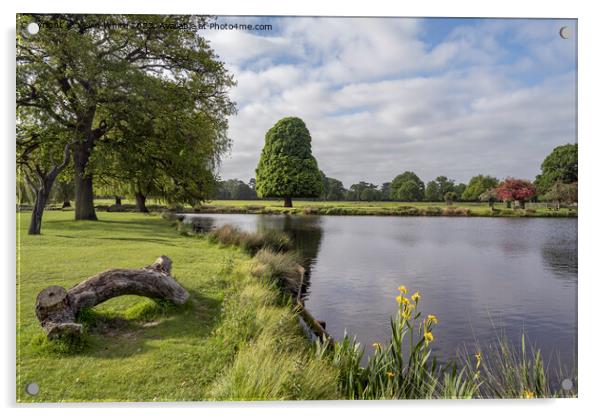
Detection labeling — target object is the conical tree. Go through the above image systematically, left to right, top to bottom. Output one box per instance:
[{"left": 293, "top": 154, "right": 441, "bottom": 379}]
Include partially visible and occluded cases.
[{"left": 256, "top": 117, "right": 322, "bottom": 207}]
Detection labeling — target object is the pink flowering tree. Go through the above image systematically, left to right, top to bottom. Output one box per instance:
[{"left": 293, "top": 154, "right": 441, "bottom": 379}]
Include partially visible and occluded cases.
[{"left": 495, "top": 178, "right": 536, "bottom": 209}]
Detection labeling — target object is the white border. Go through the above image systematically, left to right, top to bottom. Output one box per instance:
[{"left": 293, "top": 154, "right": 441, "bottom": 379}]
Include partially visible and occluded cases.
[{"left": 2, "top": 1, "right": 600, "bottom": 415}]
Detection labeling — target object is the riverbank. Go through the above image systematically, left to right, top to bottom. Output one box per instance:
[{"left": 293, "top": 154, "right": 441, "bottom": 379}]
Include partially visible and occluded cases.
[{"left": 16, "top": 211, "right": 338, "bottom": 402}]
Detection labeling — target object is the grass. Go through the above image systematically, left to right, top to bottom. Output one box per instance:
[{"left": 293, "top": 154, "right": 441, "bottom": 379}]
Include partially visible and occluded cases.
[
  {"left": 29, "top": 198, "right": 577, "bottom": 217},
  {"left": 195, "top": 200, "right": 577, "bottom": 218},
  {"left": 16, "top": 211, "right": 338, "bottom": 402},
  {"left": 313, "top": 286, "right": 577, "bottom": 399}
]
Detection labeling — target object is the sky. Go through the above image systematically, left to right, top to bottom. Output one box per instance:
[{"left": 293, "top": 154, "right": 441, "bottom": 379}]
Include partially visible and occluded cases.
[{"left": 200, "top": 17, "right": 577, "bottom": 188}]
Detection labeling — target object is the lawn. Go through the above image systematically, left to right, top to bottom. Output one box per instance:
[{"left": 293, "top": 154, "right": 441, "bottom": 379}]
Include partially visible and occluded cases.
[
  {"left": 196, "top": 199, "right": 576, "bottom": 217},
  {"left": 16, "top": 211, "right": 337, "bottom": 402}
]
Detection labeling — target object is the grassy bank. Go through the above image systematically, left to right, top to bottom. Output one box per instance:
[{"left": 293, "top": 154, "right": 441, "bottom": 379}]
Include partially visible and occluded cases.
[
  {"left": 28, "top": 199, "right": 576, "bottom": 217},
  {"left": 197, "top": 200, "right": 576, "bottom": 217},
  {"left": 16, "top": 211, "right": 338, "bottom": 402}
]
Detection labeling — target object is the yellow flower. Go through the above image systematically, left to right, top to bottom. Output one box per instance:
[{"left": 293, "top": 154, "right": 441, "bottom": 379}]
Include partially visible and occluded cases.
[
  {"left": 398, "top": 285, "right": 407, "bottom": 294},
  {"left": 411, "top": 292, "right": 421, "bottom": 302},
  {"left": 395, "top": 295, "right": 402, "bottom": 304},
  {"left": 401, "top": 296, "right": 410, "bottom": 305},
  {"left": 427, "top": 314, "right": 439, "bottom": 324},
  {"left": 424, "top": 331, "right": 434, "bottom": 343},
  {"left": 372, "top": 342, "right": 382, "bottom": 350},
  {"left": 475, "top": 352, "right": 482, "bottom": 369},
  {"left": 386, "top": 371, "right": 395, "bottom": 378},
  {"left": 522, "top": 390, "right": 535, "bottom": 399}
]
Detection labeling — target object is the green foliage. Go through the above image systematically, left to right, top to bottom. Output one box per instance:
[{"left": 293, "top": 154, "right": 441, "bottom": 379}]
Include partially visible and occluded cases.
[
  {"left": 255, "top": 117, "right": 322, "bottom": 202},
  {"left": 534, "top": 144, "right": 578, "bottom": 193},
  {"left": 391, "top": 171, "right": 425, "bottom": 201},
  {"left": 320, "top": 174, "right": 347, "bottom": 201},
  {"left": 462, "top": 175, "right": 499, "bottom": 201},
  {"left": 424, "top": 176, "right": 455, "bottom": 201},
  {"left": 215, "top": 179, "right": 257, "bottom": 200},
  {"left": 541, "top": 181, "right": 578, "bottom": 206},
  {"left": 444, "top": 191, "right": 457, "bottom": 205},
  {"left": 208, "top": 224, "right": 293, "bottom": 255},
  {"left": 319, "top": 286, "right": 575, "bottom": 399}
]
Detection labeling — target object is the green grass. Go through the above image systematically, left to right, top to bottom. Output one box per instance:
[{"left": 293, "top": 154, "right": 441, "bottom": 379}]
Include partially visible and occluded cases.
[
  {"left": 197, "top": 200, "right": 576, "bottom": 217},
  {"left": 16, "top": 211, "right": 338, "bottom": 402}
]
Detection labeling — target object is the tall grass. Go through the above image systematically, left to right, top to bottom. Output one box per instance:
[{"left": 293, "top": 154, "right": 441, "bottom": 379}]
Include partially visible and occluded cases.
[
  {"left": 207, "top": 224, "right": 293, "bottom": 255},
  {"left": 315, "top": 285, "right": 576, "bottom": 399}
]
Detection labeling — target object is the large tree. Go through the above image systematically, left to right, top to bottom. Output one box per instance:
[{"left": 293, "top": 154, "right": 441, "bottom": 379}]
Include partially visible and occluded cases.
[
  {"left": 17, "top": 14, "right": 235, "bottom": 220},
  {"left": 17, "top": 109, "right": 72, "bottom": 234},
  {"left": 255, "top": 117, "right": 322, "bottom": 207},
  {"left": 534, "top": 143, "right": 578, "bottom": 193},
  {"left": 391, "top": 171, "right": 424, "bottom": 201},
  {"left": 462, "top": 175, "right": 499, "bottom": 201},
  {"left": 424, "top": 176, "right": 455, "bottom": 201},
  {"left": 495, "top": 178, "right": 536, "bottom": 209}
]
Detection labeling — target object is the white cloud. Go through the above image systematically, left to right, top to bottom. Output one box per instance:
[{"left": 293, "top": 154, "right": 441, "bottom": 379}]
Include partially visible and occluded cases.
[{"left": 208, "top": 18, "right": 577, "bottom": 187}]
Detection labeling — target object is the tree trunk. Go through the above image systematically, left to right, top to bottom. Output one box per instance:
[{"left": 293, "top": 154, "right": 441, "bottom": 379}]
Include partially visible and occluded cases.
[
  {"left": 73, "top": 142, "right": 97, "bottom": 221},
  {"left": 28, "top": 189, "right": 50, "bottom": 235},
  {"left": 135, "top": 192, "right": 149, "bottom": 213},
  {"left": 115, "top": 196, "right": 122, "bottom": 206},
  {"left": 284, "top": 196, "right": 293, "bottom": 208},
  {"left": 62, "top": 199, "right": 71, "bottom": 208},
  {"left": 488, "top": 200, "right": 494, "bottom": 209},
  {"left": 505, "top": 200, "right": 511, "bottom": 208},
  {"left": 519, "top": 200, "right": 526, "bottom": 209},
  {"left": 35, "top": 256, "right": 189, "bottom": 339}
]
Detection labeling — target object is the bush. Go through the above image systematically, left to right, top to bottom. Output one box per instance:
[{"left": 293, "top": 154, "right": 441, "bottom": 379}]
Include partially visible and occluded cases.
[
  {"left": 207, "top": 225, "right": 293, "bottom": 255},
  {"left": 251, "top": 249, "right": 304, "bottom": 297}
]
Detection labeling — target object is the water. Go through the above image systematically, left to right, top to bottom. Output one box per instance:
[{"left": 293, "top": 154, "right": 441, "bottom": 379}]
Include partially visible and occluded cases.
[{"left": 183, "top": 213, "right": 577, "bottom": 373}]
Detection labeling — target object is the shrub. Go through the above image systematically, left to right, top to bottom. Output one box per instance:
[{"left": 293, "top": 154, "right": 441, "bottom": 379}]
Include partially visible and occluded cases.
[{"left": 251, "top": 249, "right": 304, "bottom": 297}]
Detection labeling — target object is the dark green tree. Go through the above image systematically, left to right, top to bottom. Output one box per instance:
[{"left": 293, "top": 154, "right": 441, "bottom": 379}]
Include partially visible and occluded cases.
[
  {"left": 17, "top": 14, "right": 235, "bottom": 220},
  {"left": 255, "top": 117, "right": 322, "bottom": 207},
  {"left": 534, "top": 143, "right": 578, "bottom": 193},
  {"left": 391, "top": 171, "right": 424, "bottom": 201},
  {"left": 462, "top": 175, "right": 499, "bottom": 201},
  {"left": 425, "top": 181, "right": 439, "bottom": 202},
  {"left": 347, "top": 182, "right": 377, "bottom": 200},
  {"left": 380, "top": 182, "right": 392, "bottom": 200},
  {"left": 453, "top": 183, "right": 467, "bottom": 200},
  {"left": 360, "top": 188, "right": 382, "bottom": 201},
  {"left": 444, "top": 191, "right": 457, "bottom": 205}
]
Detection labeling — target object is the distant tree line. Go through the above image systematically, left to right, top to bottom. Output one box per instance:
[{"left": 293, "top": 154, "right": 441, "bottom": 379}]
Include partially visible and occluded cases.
[{"left": 214, "top": 143, "right": 577, "bottom": 210}]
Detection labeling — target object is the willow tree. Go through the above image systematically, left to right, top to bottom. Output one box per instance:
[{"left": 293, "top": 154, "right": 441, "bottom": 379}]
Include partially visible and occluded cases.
[
  {"left": 17, "top": 14, "right": 235, "bottom": 220},
  {"left": 255, "top": 117, "right": 322, "bottom": 207}
]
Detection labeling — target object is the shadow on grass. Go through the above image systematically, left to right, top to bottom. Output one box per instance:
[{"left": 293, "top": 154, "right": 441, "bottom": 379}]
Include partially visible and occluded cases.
[{"left": 31, "top": 289, "right": 223, "bottom": 359}]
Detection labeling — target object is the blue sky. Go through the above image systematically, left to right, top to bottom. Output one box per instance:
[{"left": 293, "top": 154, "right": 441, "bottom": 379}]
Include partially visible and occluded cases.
[{"left": 201, "top": 17, "right": 577, "bottom": 187}]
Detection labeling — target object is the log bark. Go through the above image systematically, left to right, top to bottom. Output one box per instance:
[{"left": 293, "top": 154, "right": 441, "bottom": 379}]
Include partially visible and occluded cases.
[{"left": 35, "top": 256, "right": 189, "bottom": 339}]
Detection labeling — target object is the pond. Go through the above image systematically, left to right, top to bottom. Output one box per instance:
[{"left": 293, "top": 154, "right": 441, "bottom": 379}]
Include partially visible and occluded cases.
[{"left": 182, "top": 213, "right": 577, "bottom": 374}]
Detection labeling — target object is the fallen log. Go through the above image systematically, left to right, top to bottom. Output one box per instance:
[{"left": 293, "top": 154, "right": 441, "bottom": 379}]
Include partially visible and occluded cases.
[{"left": 35, "top": 256, "right": 189, "bottom": 339}]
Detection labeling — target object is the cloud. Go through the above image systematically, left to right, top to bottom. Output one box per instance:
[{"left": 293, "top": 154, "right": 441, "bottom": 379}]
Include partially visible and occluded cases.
[{"left": 208, "top": 17, "right": 577, "bottom": 188}]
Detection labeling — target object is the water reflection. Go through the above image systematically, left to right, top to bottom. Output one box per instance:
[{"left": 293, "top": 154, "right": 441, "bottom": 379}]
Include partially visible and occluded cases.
[{"left": 182, "top": 214, "right": 577, "bottom": 378}]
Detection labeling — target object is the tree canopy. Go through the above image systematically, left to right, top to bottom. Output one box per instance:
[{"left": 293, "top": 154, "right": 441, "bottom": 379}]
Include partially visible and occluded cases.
[
  {"left": 17, "top": 14, "right": 235, "bottom": 220},
  {"left": 255, "top": 117, "right": 322, "bottom": 207},
  {"left": 534, "top": 143, "right": 578, "bottom": 193},
  {"left": 391, "top": 171, "right": 424, "bottom": 201},
  {"left": 462, "top": 175, "right": 499, "bottom": 201}
]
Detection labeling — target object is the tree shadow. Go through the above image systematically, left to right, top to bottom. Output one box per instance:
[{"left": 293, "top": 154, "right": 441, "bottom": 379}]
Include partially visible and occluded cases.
[{"left": 38, "top": 288, "right": 222, "bottom": 359}]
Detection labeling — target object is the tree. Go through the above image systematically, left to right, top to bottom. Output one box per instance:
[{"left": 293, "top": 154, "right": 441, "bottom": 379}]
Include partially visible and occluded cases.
[
  {"left": 17, "top": 14, "right": 235, "bottom": 220},
  {"left": 17, "top": 113, "right": 72, "bottom": 234},
  {"left": 255, "top": 117, "right": 322, "bottom": 207},
  {"left": 534, "top": 143, "right": 578, "bottom": 193},
  {"left": 391, "top": 171, "right": 424, "bottom": 201},
  {"left": 462, "top": 175, "right": 499, "bottom": 201},
  {"left": 52, "top": 176, "right": 74, "bottom": 208},
  {"left": 321, "top": 176, "right": 346, "bottom": 201},
  {"left": 423, "top": 176, "right": 455, "bottom": 201},
  {"left": 494, "top": 178, "right": 536, "bottom": 209},
  {"left": 216, "top": 179, "right": 256, "bottom": 200},
  {"left": 395, "top": 181, "right": 422, "bottom": 202},
  {"left": 425, "top": 181, "right": 439, "bottom": 201},
  {"left": 541, "top": 181, "right": 578, "bottom": 209},
  {"left": 348, "top": 182, "right": 377, "bottom": 201},
  {"left": 380, "top": 182, "right": 392, "bottom": 200},
  {"left": 453, "top": 183, "right": 466, "bottom": 200},
  {"left": 360, "top": 188, "right": 382, "bottom": 201},
  {"left": 479, "top": 189, "right": 498, "bottom": 210},
  {"left": 444, "top": 191, "right": 457, "bottom": 205}
]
